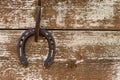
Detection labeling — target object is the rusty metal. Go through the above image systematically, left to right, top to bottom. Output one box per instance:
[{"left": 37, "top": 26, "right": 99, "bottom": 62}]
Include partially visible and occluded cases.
[
  {"left": 18, "top": 0, "right": 56, "bottom": 67},
  {"left": 35, "top": 0, "right": 41, "bottom": 42},
  {"left": 18, "top": 28, "right": 56, "bottom": 67}
]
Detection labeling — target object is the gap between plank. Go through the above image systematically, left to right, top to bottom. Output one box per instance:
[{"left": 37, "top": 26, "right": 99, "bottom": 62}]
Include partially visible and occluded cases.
[{"left": 0, "top": 28, "right": 120, "bottom": 31}]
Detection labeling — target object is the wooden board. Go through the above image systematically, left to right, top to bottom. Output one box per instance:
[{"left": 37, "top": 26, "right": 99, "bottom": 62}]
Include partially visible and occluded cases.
[
  {"left": 0, "top": 0, "right": 120, "bottom": 29},
  {"left": 0, "top": 0, "right": 120, "bottom": 80},
  {"left": 0, "top": 30, "right": 120, "bottom": 80},
  {"left": 1, "top": 30, "right": 120, "bottom": 60}
]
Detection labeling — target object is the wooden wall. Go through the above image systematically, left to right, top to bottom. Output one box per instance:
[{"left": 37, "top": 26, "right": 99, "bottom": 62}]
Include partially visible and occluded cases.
[{"left": 0, "top": 0, "right": 120, "bottom": 80}]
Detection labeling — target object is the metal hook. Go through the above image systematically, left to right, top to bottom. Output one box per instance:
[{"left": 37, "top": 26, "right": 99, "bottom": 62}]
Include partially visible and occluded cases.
[
  {"left": 18, "top": 0, "right": 56, "bottom": 67},
  {"left": 35, "top": 0, "right": 41, "bottom": 42},
  {"left": 18, "top": 28, "right": 56, "bottom": 67}
]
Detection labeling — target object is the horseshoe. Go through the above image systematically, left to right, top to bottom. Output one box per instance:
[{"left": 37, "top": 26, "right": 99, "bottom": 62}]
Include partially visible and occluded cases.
[{"left": 18, "top": 28, "right": 56, "bottom": 67}]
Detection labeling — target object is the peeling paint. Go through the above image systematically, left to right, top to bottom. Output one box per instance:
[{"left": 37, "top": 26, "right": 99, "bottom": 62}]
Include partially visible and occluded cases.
[
  {"left": 0, "top": 0, "right": 120, "bottom": 29},
  {"left": 0, "top": 0, "right": 120, "bottom": 80},
  {"left": 41, "top": 0, "right": 120, "bottom": 29},
  {"left": 86, "top": 0, "right": 116, "bottom": 21},
  {"left": 54, "top": 1, "right": 67, "bottom": 27},
  {"left": 0, "top": 30, "right": 120, "bottom": 79},
  {"left": 64, "top": 31, "right": 120, "bottom": 47},
  {"left": 0, "top": 32, "right": 11, "bottom": 58}
]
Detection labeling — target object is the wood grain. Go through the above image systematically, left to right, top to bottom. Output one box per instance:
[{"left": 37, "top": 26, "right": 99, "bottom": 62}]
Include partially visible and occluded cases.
[
  {"left": 0, "top": 0, "right": 120, "bottom": 29},
  {"left": 0, "top": 0, "right": 120, "bottom": 80},
  {"left": 0, "top": 30, "right": 120, "bottom": 80}
]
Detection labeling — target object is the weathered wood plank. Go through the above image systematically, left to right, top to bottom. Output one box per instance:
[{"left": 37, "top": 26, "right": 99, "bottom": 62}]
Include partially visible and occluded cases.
[
  {"left": 0, "top": 0, "right": 120, "bottom": 29},
  {"left": 0, "top": 30, "right": 120, "bottom": 79},
  {"left": 0, "top": 30, "right": 120, "bottom": 60}
]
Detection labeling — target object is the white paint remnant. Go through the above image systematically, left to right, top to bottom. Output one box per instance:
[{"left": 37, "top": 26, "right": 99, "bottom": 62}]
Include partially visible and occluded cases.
[
  {"left": 0, "top": 0, "right": 119, "bottom": 29},
  {"left": 53, "top": 0, "right": 117, "bottom": 28},
  {"left": 86, "top": 0, "right": 115, "bottom": 21},
  {"left": 54, "top": 2, "right": 67, "bottom": 27},
  {"left": 0, "top": 32, "right": 11, "bottom": 57},
  {"left": 66, "top": 32, "right": 120, "bottom": 47},
  {"left": 0, "top": 35, "right": 10, "bottom": 43},
  {"left": 0, "top": 51, "right": 10, "bottom": 57},
  {"left": 28, "top": 54, "right": 48, "bottom": 62},
  {"left": 88, "top": 57, "right": 120, "bottom": 60},
  {"left": 54, "top": 59, "right": 84, "bottom": 64},
  {"left": 75, "top": 59, "right": 84, "bottom": 64},
  {"left": 0, "top": 62, "right": 3, "bottom": 67},
  {"left": 113, "top": 62, "right": 120, "bottom": 80},
  {"left": 16, "top": 67, "right": 43, "bottom": 80},
  {"left": 1, "top": 68, "right": 17, "bottom": 76}
]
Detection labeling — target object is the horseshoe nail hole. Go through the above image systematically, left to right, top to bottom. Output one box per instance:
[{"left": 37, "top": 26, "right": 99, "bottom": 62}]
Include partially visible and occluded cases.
[
  {"left": 20, "top": 39, "right": 23, "bottom": 41},
  {"left": 50, "top": 40, "right": 54, "bottom": 43},
  {"left": 50, "top": 43, "right": 54, "bottom": 46}
]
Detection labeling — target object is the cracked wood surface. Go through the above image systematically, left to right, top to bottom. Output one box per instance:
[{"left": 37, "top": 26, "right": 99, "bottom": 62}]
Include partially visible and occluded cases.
[
  {"left": 0, "top": 0, "right": 120, "bottom": 29},
  {"left": 0, "top": 30, "right": 120, "bottom": 80}
]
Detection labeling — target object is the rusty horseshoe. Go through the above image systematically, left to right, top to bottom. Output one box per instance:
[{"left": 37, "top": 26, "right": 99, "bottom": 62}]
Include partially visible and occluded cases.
[
  {"left": 17, "top": 0, "right": 56, "bottom": 67},
  {"left": 18, "top": 28, "right": 56, "bottom": 67}
]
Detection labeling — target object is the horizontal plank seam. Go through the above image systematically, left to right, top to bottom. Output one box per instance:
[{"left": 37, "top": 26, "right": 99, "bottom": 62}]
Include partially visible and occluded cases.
[{"left": 0, "top": 28, "right": 120, "bottom": 31}]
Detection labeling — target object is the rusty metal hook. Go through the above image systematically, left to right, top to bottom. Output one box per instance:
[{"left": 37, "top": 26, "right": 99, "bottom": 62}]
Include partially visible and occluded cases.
[
  {"left": 18, "top": 0, "right": 56, "bottom": 67},
  {"left": 35, "top": 0, "right": 41, "bottom": 42},
  {"left": 18, "top": 28, "right": 56, "bottom": 67}
]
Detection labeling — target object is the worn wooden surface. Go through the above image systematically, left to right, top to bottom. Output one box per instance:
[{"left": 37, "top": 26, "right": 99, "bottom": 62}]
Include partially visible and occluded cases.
[
  {"left": 0, "top": 0, "right": 120, "bottom": 80},
  {"left": 0, "top": 0, "right": 120, "bottom": 29},
  {"left": 0, "top": 30, "right": 120, "bottom": 80}
]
